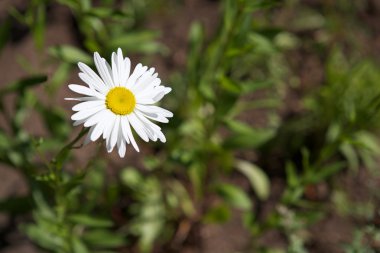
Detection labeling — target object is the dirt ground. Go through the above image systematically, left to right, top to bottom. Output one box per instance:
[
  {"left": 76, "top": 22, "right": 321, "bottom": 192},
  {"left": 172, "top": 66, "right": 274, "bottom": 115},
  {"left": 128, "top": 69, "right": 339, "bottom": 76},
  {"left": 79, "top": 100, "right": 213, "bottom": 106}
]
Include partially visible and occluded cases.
[{"left": 0, "top": 0, "right": 380, "bottom": 252}]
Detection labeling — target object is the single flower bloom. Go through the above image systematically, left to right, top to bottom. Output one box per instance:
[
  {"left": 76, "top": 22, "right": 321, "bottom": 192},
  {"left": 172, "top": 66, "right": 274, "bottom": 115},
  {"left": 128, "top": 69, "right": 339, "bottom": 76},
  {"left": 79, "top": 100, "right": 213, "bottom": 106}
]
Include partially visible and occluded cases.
[{"left": 66, "top": 48, "right": 173, "bottom": 157}]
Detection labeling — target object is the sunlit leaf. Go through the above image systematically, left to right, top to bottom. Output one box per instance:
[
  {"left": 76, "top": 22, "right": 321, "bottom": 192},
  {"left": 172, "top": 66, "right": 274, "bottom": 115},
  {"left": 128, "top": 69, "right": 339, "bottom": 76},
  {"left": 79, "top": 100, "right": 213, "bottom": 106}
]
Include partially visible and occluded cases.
[
  {"left": 108, "top": 31, "right": 166, "bottom": 54},
  {"left": 49, "top": 45, "right": 92, "bottom": 64},
  {"left": 224, "top": 120, "right": 276, "bottom": 149},
  {"left": 235, "top": 160, "right": 270, "bottom": 200},
  {"left": 215, "top": 183, "right": 252, "bottom": 210},
  {"left": 69, "top": 214, "right": 113, "bottom": 228},
  {"left": 72, "top": 237, "right": 90, "bottom": 253}
]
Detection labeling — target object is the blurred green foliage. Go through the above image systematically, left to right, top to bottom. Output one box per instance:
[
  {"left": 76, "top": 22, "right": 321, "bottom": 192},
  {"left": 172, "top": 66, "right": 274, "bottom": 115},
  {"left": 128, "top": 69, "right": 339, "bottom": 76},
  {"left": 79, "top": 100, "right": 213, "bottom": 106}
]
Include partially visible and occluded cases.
[{"left": 0, "top": 0, "right": 379, "bottom": 252}]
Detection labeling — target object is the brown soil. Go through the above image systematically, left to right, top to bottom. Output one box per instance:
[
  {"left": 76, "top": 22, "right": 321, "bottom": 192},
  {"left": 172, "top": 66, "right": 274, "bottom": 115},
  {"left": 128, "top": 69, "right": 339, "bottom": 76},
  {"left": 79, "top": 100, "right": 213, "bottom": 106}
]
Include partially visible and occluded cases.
[{"left": 0, "top": 0, "right": 379, "bottom": 253}]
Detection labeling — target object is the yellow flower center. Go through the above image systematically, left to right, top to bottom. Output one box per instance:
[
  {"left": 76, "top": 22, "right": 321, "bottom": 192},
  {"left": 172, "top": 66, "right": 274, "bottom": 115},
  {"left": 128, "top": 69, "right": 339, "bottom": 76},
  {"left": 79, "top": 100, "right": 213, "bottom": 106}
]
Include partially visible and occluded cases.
[{"left": 105, "top": 87, "right": 136, "bottom": 115}]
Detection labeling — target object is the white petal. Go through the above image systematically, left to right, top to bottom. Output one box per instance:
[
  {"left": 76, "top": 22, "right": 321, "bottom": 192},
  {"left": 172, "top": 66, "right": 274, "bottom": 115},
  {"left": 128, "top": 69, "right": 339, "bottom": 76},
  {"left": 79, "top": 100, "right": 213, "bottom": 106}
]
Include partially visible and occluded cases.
[
  {"left": 116, "top": 48, "right": 127, "bottom": 85},
  {"left": 94, "top": 52, "right": 114, "bottom": 88},
  {"left": 111, "top": 52, "right": 120, "bottom": 86},
  {"left": 104, "top": 59, "right": 114, "bottom": 88},
  {"left": 78, "top": 62, "right": 108, "bottom": 94},
  {"left": 125, "top": 63, "right": 148, "bottom": 89},
  {"left": 131, "top": 68, "right": 156, "bottom": 92},
  {"left": 78, "top": 73, "right": 107, "bottom": 95},
  {"left": 133, "top": 74, "right": 159, "bottom": 95},
  {"left": 68, "top": 84, "right": 105, "bottom": 99},
  {"left": 136, "top": 85, "right": 166, "bottom": 101},
  {"left": 164, "top": 87, "right": 172, "bottom": 94},
  {"left": 152, "top": 91, "right": 166, "bottom": 103},
  {"left": 65, "top": 97, "right": 100, "bottom": 102},
  {"left": 136, "top": 98, "right": 156, "bottom": 105},
  {"left": 72, "top": 100, "right": 104, "bottom": 111},
  {"left": 136, "top": 104, "right": 173, "bottom": 118},
  {"left": 71, "top": 105, "right": 105, "bottom": 121},
  {"left": 84, "top": 109, "right": 108, "bottom": 127},
  {"left": 103, "top": 110, "right": 116, "bottom": 140},
  {"left": 135, "top": 111, "right": 166, "bottom": 142},
  {"left": 128, "top": 113, "right": 149, "bottom": 142},
  {"left": 135, "top": 113, "right": 157, "bottom": 141},
  {"left": 142, "top": 113, "right": 169, "bottom": 123},
  {"left": 110, "top": 116, "right": 121, "bottom": 151},
  {"left": 120, "top": 116, "right": 130, "bottom": 144},
  {"left": 123, "top": 116, "right": 140, "bottom": 152},
  {"left": 73, "top": 118, "right": 87, "bottom": 126},
  {"left": 90, "top": 119, "right": 106, "bottom": 141},
  {"left": 84, "top": 126, "right": 95, "bottom": 145},
  {"left": 117, "top": 127, "right": 126, "bottom": 157},
  {"left": 156, "top": 129, "right": 166, "bottom": 142},
  {"left": 106, "top": 138, "right": 113, "bottom": 153},
  {"left": 118, "top": 140, "right": 126, "bottom": 157}
]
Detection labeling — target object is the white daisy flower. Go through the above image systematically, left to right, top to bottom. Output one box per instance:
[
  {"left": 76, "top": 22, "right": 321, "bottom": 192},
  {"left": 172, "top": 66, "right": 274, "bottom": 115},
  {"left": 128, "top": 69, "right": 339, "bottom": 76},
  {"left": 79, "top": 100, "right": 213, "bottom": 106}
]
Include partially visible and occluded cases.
[{"left": 66, "top": 48, "right": 173, "bottom": 158}]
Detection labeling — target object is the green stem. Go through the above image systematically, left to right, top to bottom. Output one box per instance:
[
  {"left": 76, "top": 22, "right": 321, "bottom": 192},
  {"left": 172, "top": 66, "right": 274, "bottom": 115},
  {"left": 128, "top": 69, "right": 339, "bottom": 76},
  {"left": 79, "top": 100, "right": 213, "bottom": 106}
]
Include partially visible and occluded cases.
[{"left": 50, "top": 127, "right": 89, "bottom": 182}]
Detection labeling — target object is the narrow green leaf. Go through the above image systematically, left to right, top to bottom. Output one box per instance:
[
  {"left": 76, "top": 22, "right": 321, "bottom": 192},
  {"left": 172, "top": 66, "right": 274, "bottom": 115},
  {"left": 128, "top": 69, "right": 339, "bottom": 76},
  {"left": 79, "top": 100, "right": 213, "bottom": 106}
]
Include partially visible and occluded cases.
[
  {"left": 32, "top": 4, "right": 46, "bottom": 49},
  {"left": 108, "top": 31, "right": 166, "bottom": 54},
  {"left": 49, "top": 45, "right": 92, "bottom": 64},
  {"left": 0, "top": 75, "right": 47, "bottom": 96},
  {"left": 224, "top": 120, "right": 275, "bottom": 149},
  {"left": 340, "top": 142, "right": 359, "bottom": 171},
  {"left": 235, "top": 160, "right": 270, "bottom": 200},
  {"left": 215, "top": 183, "right": 252, "bottom": 210},
  {"left": 69, "top": 214, "right": 113, "bottom": 228},
  {"left": 23, "top": 224, "right": 66, "bottom": 251},
  {"left": 83, "top": 229, "right": 126, "bottom": 248},
  {"left": 72, "top": 237, "right": 90, "bottom": 253}
]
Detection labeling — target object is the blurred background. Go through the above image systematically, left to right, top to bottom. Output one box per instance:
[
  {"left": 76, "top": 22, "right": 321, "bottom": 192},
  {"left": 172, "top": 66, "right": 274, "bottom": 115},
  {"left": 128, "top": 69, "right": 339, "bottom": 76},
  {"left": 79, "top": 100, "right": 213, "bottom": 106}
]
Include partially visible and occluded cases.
[{"left": 0, "top": 0, "right": 380, "bottom": 252}]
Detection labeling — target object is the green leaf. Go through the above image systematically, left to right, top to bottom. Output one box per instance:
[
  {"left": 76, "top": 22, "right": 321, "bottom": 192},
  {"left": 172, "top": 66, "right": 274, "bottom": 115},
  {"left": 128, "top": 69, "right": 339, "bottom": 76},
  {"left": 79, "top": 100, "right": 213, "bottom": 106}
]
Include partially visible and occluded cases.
[
  {"left": 244, "top": 0, "right": 281, "bottom": 12},
  {"left": 32, "top": 4, "right": 46, "bottom": 49},
  {"left": 85, "top": 7, "right": 129, "bottom": 19},
  {"left": 290, "top": 8, "right": 326, "bottom": 31},
  {"left": 187, "top": 22, "right": 204, "bottom": 78},
  {"left": 108, "top": 31, "right": 166, "bottom": 54},
  {"left": 248, "top": 33, "right": 276, "bottom": 54},
  {"left": 49, "top": 45, "right": 92, "bottom": 64},
  {"left": 46, "top": 62, "right": 72, "bottom": 93},
  {"left": 0, "top": 75, "right": 47, "bottom": 96},
  {"left": 219, "top": 75, "right": 241, "bottom": 94},
  {"left": 241, "top": 80, "right": 273, "bottom": 93},
  {"left": 36, "top": 105, "right": 69, "bottom": 139},
  {"left": 224, "top": 120, "right": 275, "bottom": 149},
  {"left": 53, "top": 128, "right": 88, "bottom": 170},
  {"left": 355, "top": 131, "right": 380, "bottom": 154},
  {"left": 340, "top": 142, "right": 359, "bottom": 171},
  {"left": 235, "top": 160, "right": 270, "bottom": 200},
  {"left": 285, "top": 162, "right": 299, "bottom": 188},
  {"left": 312, "top": 162, "right": 345, "bottom": 183},
  {"left": 188, "top": 163, "right": 205, "bottom": 199},
  {"left": 121, "top": 168, "right": 142, "bottom": 188},
  {"left": 167, "top": 180, "right": 195, "bottom": 217},
  {"left": 215, "top": 183, "right": 252, "bottom": 210},
  {"left": 33, "top": 191, "right": 55, "bottom": 220},
  {"left": 203, "top": 204, "right": 231, "bottom": 223},
  {"left": 68, "top": 214, "right": 113, "bottom": 228},
  {"left": 23, "top": 224, "right": 66, "bottom": 251},
  {"left": 82, "top": 229, "right": 125, "bottom": 248},
  {"left": 72, "top": 237, "right": 90, "bottom": 253}
]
